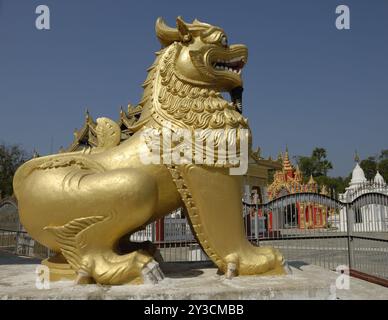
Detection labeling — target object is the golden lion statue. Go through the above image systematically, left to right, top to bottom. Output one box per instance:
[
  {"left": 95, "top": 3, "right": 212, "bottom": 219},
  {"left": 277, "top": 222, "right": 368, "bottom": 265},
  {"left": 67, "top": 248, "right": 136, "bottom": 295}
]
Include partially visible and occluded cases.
[{"left": 13, "top": 17, "right": 285, "bottom": 285}]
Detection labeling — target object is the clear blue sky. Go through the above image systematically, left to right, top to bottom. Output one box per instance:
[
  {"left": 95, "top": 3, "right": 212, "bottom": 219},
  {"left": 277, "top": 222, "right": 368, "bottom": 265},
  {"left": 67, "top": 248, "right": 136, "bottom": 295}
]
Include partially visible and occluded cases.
[{"left": 0, "top": 0, "right": 387, "bottom": 177}]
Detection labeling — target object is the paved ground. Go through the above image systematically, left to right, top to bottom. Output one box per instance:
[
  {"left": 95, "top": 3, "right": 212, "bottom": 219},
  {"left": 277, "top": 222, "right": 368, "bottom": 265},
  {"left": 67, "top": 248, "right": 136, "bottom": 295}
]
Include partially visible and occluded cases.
[{"left": 0, "top": 250, "right": 387, "bottom": 300}]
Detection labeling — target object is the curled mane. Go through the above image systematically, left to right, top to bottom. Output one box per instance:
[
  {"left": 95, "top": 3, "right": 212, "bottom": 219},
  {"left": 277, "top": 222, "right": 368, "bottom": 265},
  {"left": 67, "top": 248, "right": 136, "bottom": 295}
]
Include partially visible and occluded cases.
[{"left": 135, "top": 43, "right": 249, "bottom": 134}]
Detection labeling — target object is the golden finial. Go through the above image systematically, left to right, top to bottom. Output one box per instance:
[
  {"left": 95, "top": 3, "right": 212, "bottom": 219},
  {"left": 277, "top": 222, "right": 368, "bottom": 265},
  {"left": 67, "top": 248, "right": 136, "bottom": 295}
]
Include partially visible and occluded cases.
[
  {"left": 120, "top": 106, "right": 125, "bottom": 116},
  {"left": 85, "top": 108, "right": 93, "bottom": 124},
  {"left": 252, "top": 146, "right": 261, "bottom": 159}
]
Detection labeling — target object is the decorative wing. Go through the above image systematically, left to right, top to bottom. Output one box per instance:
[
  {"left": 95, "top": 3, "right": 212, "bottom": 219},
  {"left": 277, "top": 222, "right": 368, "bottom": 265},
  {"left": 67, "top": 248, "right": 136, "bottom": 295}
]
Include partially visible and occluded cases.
[{"left": 95, "top": 117, "right": 121, "bottom": 149}]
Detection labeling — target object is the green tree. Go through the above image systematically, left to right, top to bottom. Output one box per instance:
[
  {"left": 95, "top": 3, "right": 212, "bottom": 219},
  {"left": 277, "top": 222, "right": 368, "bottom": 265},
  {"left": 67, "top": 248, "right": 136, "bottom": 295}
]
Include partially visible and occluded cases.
[
  {"left": 0, "top": 143, "right": 29, "bottom": 198},
  {"left": 296, "top": 147, "right": 333, "bottom": 178},
  {"left": 311, "top": 148, "right": 333, "bottom": 177},
  {"left": 379, "top": 149, "right": 388, "bottom": 161},
  {"left": 295, "top": 156, "right": 314, "bottom": 177},
  {"left": 360, "top": 157, "right": 377, "bottom": 181},
  {"left": 378, "top": 159, "right": 388, "bottom": 183},
  {"left": 315, "top": 175, "right": 351, "bottom": 195}
]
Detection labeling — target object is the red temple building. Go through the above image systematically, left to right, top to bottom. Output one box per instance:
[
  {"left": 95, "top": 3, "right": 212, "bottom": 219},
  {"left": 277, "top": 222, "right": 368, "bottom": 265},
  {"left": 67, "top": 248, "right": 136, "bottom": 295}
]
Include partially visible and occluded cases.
[{"left": 265, "top": 149, "right": 330, "bottom": 230}]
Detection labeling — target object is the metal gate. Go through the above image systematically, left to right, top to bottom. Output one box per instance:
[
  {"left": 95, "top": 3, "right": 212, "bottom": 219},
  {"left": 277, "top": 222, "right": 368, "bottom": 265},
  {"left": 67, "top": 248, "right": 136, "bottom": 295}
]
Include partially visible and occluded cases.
[
  {"left": 128, "top": 181, "right": 388, "bottom": 282},
  {"left": 245, "top": 182, "right": 388, "bottom": 281},
  {"left": 344, "top": 184, "right": 388, "bottom": 280},
  {"left": 245, "top": 192, "right": 349, "bottom": 272}
]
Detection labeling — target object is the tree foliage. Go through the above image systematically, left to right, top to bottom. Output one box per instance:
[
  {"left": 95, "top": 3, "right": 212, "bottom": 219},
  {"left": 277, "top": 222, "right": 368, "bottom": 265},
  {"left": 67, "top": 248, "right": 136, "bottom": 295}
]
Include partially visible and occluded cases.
[
  {"left": 0, "top": 143, "right": 29, "bottom": 198},
  {"left": 296, "top": 147, "right": 333, "bottom": 178},
  {"left": 296, "top": 147, "right": 350, "bottom": 194},
  {"left": 294, "top": 148, "right": 388, "bottom": 194},
  {"left": 379, "top": 149, "right": 388, "bottom": 161},
  {"left": 358, "top": 150, "right": 388, "bottom": 182},
  {"left": 359, "top": 157, "right": 377, "bottom": 180},
  {"left": 378, "top": 159, "right": 388, "bottom": 183},
  {"left": 314, "top": 175, "right": 351, "bottom": 195}
]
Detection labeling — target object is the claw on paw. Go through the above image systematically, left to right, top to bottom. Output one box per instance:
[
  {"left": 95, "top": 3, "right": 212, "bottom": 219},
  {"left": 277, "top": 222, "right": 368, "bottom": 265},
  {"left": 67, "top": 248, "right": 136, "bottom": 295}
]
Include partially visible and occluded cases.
[
  {"left": 142, "top": 261, "right": 164, "bottom": 284},
  {"left": 226, "top": 262, "right": 237, "bottom": 279},
  {"left": 75, "top": 269, "right": 94, "bottom": 285}
]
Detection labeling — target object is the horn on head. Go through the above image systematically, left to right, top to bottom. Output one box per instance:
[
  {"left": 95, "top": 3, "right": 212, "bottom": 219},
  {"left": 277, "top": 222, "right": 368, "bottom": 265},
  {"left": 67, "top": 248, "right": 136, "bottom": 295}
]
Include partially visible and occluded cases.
[{"left": 155, "top": 17, "right": 181, "bottom": 47}]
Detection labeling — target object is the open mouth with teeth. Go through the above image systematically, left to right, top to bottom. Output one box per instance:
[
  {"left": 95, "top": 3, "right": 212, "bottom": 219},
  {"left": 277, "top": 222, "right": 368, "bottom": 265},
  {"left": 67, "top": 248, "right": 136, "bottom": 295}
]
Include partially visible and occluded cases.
[
  {"left": 203, "top": 45, "right": 248, "bottom": 113},
  {"left": 212, "top": 57, "right": 245, "bottom": 74}
]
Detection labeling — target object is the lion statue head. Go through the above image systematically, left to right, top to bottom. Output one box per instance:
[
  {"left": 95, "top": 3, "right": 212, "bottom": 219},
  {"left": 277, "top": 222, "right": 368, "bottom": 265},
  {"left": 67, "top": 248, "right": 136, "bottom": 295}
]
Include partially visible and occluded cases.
[{"left": 156, "top": 17, "right": 248, "bottom": 106}]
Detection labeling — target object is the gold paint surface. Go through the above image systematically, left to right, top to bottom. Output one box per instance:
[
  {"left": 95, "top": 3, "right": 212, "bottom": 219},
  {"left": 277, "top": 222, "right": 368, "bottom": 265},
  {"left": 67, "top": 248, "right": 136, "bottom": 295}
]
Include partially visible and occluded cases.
[{"left": 13, "top": 17, "right": 284, "bottom": 285}]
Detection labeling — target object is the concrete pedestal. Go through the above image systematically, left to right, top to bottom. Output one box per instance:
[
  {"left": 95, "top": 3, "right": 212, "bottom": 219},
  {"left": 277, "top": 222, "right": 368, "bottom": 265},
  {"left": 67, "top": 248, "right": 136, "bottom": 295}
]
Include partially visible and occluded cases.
[{"left": 0, "top": 252, "right": 387, "bottom": 300}]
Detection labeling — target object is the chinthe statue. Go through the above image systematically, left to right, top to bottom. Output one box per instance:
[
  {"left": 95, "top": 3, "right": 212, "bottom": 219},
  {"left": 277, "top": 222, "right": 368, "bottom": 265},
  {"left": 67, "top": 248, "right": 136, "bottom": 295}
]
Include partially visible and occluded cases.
[{"left": 13, "top": 17, "right": 285, "bottom": 285}]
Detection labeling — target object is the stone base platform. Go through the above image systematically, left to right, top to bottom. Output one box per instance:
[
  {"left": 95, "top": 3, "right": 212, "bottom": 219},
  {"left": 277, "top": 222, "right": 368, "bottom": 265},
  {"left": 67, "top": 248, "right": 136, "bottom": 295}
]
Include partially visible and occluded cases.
[{"left": 1, "top": 252, "right": 387, "bottom": 300}]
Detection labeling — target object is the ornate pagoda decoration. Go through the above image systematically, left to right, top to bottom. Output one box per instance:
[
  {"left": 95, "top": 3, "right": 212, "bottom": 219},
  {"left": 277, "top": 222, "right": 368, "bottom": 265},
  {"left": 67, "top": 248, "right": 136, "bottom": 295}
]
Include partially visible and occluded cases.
[
  {"left": 65, "top": 104, "right": 143, "bottom": 152},
  {"left": 266, "top": 148, "right": 330, "bottom": 229},
  {"left": 267, "top": 148, "right": 318, "bottom": 199}
]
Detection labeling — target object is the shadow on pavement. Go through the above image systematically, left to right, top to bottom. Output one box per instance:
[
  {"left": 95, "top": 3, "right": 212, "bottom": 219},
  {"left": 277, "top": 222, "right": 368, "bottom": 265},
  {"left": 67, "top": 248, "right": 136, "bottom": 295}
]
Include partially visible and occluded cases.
[{"left": 0, "top": 250, "right": 41, "bottom": 265}]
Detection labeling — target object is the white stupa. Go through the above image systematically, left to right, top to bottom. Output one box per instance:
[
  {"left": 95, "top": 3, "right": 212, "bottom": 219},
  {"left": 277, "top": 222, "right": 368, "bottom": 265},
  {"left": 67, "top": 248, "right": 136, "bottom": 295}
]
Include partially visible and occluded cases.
[
  {"left": 335, "top": 153, "right": 388, "bottom": 232},
  {"left": 340, "top": 157, "right": 368, "bottom": 202},
  {"left": 348, "top": 162, "right": 367, "bottom": 189},
  {"left": 374, "top": 171, "right": 386, "bottom": 185}
]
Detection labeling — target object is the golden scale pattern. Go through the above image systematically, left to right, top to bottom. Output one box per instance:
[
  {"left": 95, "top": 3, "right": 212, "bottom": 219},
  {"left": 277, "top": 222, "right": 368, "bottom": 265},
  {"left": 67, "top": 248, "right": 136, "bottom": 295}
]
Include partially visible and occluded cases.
[{"left": 167, "top": 164, "right": 225, "bottom": 270}]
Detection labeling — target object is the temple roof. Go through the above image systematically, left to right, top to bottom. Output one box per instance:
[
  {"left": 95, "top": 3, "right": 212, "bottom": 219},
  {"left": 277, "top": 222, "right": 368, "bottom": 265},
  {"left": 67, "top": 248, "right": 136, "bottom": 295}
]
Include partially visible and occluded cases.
[
  {"left": 66, "top": 104, "right": 143, "bottom": 152},
  {"left": 267, "top": 148, "right": 322, "bottom": 200},
  {"left": 282, "top": 148, "right": 293, "bottom": 172}
]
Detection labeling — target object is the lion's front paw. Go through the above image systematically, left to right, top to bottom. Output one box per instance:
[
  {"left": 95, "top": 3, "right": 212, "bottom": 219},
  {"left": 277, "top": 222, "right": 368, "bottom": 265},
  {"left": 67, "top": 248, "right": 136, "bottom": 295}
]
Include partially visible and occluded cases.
[
  {"left": 224, "top": 245, "right": 286, "bottom": 277},
  {"left": 255, "top": 246, "right": 285, "bottom": 267},
  {"left": 223, "top": 251, "right": 271, "bottom": 277},
  {"left": 141, "top": 260, "right": 165, "bottom": 284},
  {"left": 226, "top": 262, "right": 237, "bottom": 279}
]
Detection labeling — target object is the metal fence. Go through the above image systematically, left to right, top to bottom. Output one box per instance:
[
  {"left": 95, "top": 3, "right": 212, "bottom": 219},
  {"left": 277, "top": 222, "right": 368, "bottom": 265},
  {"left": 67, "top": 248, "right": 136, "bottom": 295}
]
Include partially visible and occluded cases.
[
  {"left": 1, "top": 182, "right": 387, "bottom": 282},
  {"left": 130, "top": 182, "right": 388, "bottom": 281},
  {"left": 243, "top": 182, "right": 388, "bottom": 280},
  {"left": 0, "top": 228, "right": 50, "bottom": 258}
]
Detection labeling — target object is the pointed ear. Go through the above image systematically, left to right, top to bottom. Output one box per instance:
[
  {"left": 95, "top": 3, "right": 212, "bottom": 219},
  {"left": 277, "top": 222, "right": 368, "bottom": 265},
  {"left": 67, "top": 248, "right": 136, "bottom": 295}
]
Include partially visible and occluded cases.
[{"left": 176, "top": 16, "right": 192, "bottom": 43}]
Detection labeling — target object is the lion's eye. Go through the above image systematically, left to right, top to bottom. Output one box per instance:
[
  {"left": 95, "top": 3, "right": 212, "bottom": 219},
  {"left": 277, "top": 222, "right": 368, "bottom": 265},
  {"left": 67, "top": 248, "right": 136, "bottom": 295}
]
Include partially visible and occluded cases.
[{"left": 220, "top": 35, "right": 228, "bottom": 47}]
